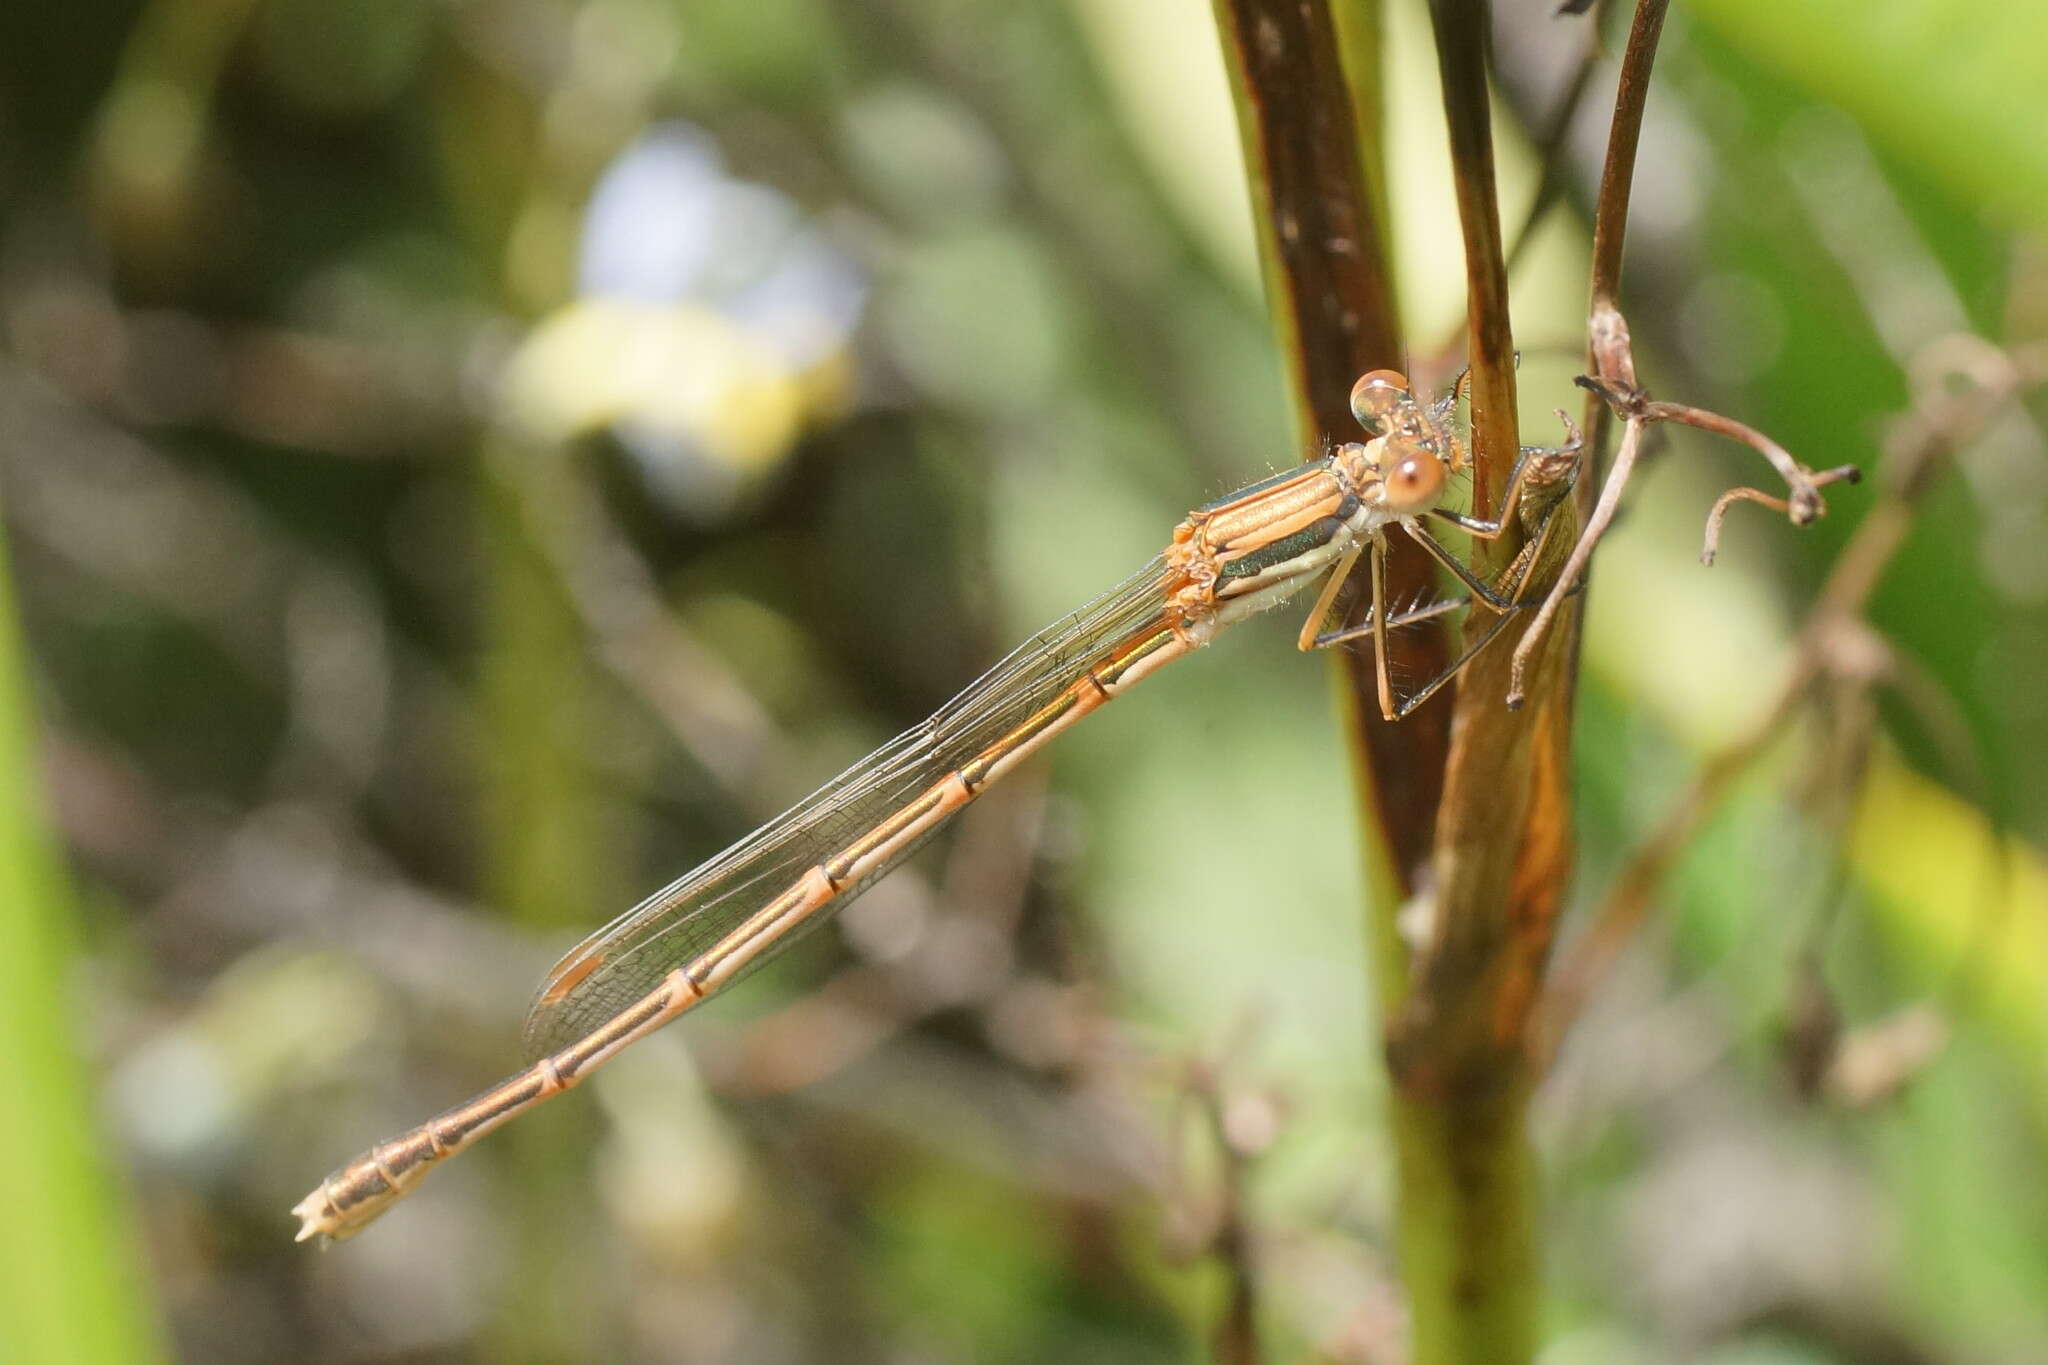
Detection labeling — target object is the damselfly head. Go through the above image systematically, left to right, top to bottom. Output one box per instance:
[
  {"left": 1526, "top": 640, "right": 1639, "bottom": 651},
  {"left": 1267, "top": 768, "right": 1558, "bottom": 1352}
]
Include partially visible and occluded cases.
[{"left": 1350, "top": 368, "right": 1471, "bottom": 493}]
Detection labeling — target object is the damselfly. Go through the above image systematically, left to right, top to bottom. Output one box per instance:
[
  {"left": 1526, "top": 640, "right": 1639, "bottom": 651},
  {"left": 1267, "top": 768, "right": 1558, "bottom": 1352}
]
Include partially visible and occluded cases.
[{"left": 294, "top": 370, "right": 1576, "bottom": 1241}]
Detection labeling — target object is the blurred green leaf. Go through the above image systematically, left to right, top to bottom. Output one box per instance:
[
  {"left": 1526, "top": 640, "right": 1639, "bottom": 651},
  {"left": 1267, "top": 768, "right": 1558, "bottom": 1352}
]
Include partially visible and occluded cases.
[
  {"left": 1690, "top": 0, "right": 2048, "bottom": 228},
  {"left": 0, "top": 528, "right": 165, "bottom": 1365}
]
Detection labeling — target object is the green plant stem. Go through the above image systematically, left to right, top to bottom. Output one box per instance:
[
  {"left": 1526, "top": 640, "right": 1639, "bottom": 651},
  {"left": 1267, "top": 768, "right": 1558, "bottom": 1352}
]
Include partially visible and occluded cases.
[
  {"left": 475, "top": 443, "right": 610, "bottom": 1365},
  {"left": 1390, "top": 469, "right": 1580, "bottom": 1365},
  {"left": 0, "top": 526, "right": 166, "bottom": 1365},
  {"left": 1389, "top": 1077, "right": 1539, "bottom": 1364}
]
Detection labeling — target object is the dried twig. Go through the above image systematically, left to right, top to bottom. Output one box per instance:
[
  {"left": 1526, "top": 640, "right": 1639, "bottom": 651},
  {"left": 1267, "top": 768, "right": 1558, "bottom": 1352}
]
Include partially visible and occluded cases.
[
  {"left": 1503, "top": 322, "right": 1857, "bottom": 708},
  {"left": 1535, "top": 337, "right": 2046, "bottom": 1060},
  {"left": 1699, "top": 469, "right": 1861, "bottom": 567},
  {"left": 1157, "top": 1034, "right": 1283, "bottom": 1365}
]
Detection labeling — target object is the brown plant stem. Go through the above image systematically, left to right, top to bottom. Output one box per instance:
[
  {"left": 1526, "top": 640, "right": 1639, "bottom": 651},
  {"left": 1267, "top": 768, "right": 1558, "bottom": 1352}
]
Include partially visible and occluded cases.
[
  {"left": 1211, "top": 0, "right": 1447, "bottom": 902},
  {"left": 1429, "top": 0, "right": 1521, "bottom": 522},
  {"left": 1573, "top": 0, "right": 1666, "bottom": 521},
  {"left": 1366, "top": 6, "right": 1575, "bottom": 1363},
  {"left": 1385, "top": 476, "right": 1575, "bottom": 1365}
]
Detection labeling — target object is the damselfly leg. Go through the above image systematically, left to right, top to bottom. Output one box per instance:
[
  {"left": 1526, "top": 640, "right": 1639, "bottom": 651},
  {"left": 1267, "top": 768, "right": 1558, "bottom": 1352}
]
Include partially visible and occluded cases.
[
  {"left": 1355, "top": 363, "right": 1579, "bottom": 539},
  {"left": 1299, "top": 370, "right": 1583, "bottom": 720},
  {"left": 1299, "top": 491, "right": 1576, "bottom": 720}
]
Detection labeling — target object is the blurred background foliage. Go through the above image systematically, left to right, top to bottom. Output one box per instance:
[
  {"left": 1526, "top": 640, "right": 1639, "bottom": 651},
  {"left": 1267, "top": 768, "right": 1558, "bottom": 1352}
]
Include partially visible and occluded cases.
[{"left": 1, "top": 0, "right": 2044, "bottom": 1361}]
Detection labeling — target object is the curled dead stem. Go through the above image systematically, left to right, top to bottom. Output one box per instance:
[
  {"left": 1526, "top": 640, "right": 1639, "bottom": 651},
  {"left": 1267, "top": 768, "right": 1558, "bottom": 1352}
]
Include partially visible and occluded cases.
[
  {"left": 1504, "top": 304, "right": 1861, "bottom": 709},
  {"left": 1536, "top": 336, "right": 2048, "bottom": 1062},
  {"left": 1160, "top": 1051, "right": 1282, "bottom": 1365}
]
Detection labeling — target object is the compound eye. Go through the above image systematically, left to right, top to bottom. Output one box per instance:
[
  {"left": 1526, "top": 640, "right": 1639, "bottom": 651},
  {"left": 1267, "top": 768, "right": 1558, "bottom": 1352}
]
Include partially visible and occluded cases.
[
  {"left": 1350, "top": 369, "right": 1411, "bottom": 431},
  {"left": 1381, "top": 452, "right": 1444, "bottom": 514}
]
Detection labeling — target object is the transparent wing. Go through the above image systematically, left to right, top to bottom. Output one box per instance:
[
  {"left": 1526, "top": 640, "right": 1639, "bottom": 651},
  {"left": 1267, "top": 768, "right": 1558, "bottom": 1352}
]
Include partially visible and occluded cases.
[{"left": 520, "top": 556, "right": 1176, "bottom": 1058}]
